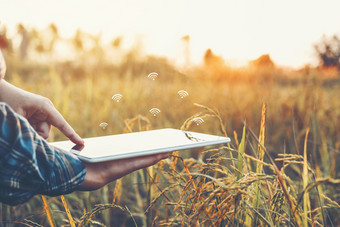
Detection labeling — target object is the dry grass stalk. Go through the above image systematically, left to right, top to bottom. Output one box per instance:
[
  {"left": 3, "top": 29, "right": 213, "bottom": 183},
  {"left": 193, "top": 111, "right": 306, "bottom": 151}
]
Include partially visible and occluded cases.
[
  {"left": 251, "top": 102, "right": 266, "bottom": 226},
  {"left": 180, "top": 103, "right": 233, "bottom": 166},
  {"left": 124, "top": 114, "right": 151, "bottom": 133},
  {"left": 237, "top": 125, "right": 246, "bottom": 180},
  {"left": 247, "top": 126, "right": 303, "bottom": 226},
  {"left": 303, "top": 128, "right": 310, "bottom": 227},
  {"left": 112, "top": 178, "right": 122, "bottom": 205},
  {"left": 320, "top": 194, "right": 340, "bottom": 208},
  {"left": 41, "top": 195, "right": 56, "bottom": 227},
  {"left": 60, "top": 195, "right": 76, "bottom": 227},
  {"left": 78, "top": 204, "right": 127, "bottom": 226},
  {"left": 17, "top": 219, "right": 44, "bottom": 227}
]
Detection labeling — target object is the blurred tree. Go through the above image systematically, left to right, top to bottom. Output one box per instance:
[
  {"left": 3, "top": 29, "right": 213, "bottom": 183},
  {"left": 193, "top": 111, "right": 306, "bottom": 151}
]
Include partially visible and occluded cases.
[
  {"left": 17, "top": 23, "right": 30, "bottom": 60},
  {"left": 47, "top": 23, "right": 59, "bottom": 52},
  {"left": 0, "top": 25, "right": 11, "bottom": 52},
  {"left": 30, "top": 28, "right": 46, "bottom": 54},
  {"left": 73, "top": 29, "right": 84, "bottom": 52},
  {"left": 89, "top": 33, "right": 103, "bottom": 55},
  {"left": 181, "top": 35, "right": 190, "bottom": 66},
  {"left": 314, "top": 35, "right": 340, "bottom": 70},
  {"left": 111, "top": 36, "right": 122, "bottom": 49},
  {"left": 203, "top": 48, "right": 230, "bottom": 80},
  {"left": 204, "top": 48, "right": 225, "bottom": 68},
  {"left": 249, "top": 54, "right": 277, "bottom": 82},
  {"left": 250, "top": 54, "right": 275, "bottom": 69}
]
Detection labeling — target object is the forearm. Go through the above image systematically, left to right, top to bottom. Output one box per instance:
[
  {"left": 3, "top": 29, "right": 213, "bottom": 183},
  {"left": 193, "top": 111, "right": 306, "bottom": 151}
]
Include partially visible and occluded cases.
[
  {"left": 0, "top": 51, "right": 26, "bottom": 110},
  {"left": 0, "top": 79, "right": 22, "bottom": 107},
  {"left": 0, "top": 79, "right": 35, "bottom": 111},
  {"left": 0, "top": 79, "right": 11, "bottom": 101}
]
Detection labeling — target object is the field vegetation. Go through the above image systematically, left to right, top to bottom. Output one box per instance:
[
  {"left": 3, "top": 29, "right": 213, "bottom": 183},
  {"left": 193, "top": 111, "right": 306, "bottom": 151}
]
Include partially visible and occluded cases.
[{"left": 0, "top": 24, "right": 340, "bottom": 226}]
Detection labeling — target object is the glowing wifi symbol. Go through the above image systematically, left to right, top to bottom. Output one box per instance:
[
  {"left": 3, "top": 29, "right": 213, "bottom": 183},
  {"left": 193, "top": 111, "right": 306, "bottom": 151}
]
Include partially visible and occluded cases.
[
  {"left": 147, "top": 72, "right": 158, "bottom": 80},
  {"left": 178, "top": 90, "right": 189, "bottom": 99},
  {"left": 112, "top": 94, "right": 123, "bottom": 102},
  {"left": 149, "top": 108, "right": 161, "bottom": 116},
  {"left": 193, "top": 117, "right": 204, "bottom": 125},
  {"left": 99, "top": 122, "right": 108, "bottom": 129}
]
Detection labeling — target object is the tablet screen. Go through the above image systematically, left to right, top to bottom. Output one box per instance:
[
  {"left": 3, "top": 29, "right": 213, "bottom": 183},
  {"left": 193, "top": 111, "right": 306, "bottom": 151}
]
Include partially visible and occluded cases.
[{"left": 50, "top": 128, "right": 230, "bottom": 162}]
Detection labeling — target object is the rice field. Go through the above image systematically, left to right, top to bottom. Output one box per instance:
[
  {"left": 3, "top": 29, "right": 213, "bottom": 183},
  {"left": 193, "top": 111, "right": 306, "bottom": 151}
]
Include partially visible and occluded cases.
[{"left": 1, "top": 26, "right": 340, "bottom": 226}]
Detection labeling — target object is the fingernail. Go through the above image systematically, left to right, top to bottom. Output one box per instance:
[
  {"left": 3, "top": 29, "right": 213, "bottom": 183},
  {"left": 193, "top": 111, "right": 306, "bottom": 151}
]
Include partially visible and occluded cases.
[{"left": 77, "top": 135, "right": 84, "bottom": 144}]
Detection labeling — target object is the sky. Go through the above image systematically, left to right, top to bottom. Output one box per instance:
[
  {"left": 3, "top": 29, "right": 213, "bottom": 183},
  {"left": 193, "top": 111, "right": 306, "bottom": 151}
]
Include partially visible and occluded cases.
[{"left": 1, "top": 0, "right": 340, "bottom": 68}]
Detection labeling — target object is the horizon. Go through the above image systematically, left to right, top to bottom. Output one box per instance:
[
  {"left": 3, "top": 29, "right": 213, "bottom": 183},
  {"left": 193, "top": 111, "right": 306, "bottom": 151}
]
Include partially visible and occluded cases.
[{"left": 1, "top": 0, "right": 340, "bottom": 68}]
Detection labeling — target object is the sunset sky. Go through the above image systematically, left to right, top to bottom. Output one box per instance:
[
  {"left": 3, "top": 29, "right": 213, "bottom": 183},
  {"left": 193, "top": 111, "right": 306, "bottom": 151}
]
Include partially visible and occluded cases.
[{"left": 1, "top": 0, "right": 340, "bottom": 68}]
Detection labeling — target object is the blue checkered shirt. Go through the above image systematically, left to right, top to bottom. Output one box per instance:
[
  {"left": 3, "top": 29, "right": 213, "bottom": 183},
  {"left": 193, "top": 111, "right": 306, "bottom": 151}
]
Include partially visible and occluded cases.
[{"left": 0, "top": 103, "right": 86, "bottom": 205}]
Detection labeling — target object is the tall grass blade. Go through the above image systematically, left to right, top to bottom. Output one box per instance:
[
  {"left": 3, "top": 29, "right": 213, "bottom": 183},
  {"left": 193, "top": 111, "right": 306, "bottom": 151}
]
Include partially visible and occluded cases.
[
  {"left": 252, "top": 103, "right": 266, "bottom": 225},
  {"left": 237, "top": 124, "right": 246, "bottom": 180},
  {"left": 247, "top": 127, "right": 302, "bottom": 226},
  {"left": 303, "top": 128, "right": 310, "bottom": 227},
  {"left": 145, "top": 166, "right": 154, "bottom": 227},
  {"left": 112, "top": 178, "right": 122, "bottom": 204},
  {"left": 102, "top": 185, "right": 110, "bottom": 224},
  {"left": 41, "top": 195, "right": 56, "bottom": 227},
  {"left": 60, "top": 195, "right": 76, "bottom": 227},
  {"left": 1, "top": 203, "right": 11, "bottom": 227},
  {"left": 79, "top": 204, "right": 127, "bottom": 226},
  {"left": 19, "top": 219, "right": 44, "bottom": 227}
]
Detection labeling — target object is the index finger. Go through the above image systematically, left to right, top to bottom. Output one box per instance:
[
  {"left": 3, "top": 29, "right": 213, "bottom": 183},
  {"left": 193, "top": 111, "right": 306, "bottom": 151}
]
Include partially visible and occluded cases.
[{"left": 44, "top": 101, "right": 84, "bottom": 144}]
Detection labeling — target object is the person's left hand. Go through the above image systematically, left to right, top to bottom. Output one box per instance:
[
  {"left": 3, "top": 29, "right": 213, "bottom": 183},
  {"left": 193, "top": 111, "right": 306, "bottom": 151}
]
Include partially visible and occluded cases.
[
  {"left": 0, "top": 80, "right": 83, "bottom": 144},
  {"left": 79, "top": 152, "right": 169, "bottom": 191}
]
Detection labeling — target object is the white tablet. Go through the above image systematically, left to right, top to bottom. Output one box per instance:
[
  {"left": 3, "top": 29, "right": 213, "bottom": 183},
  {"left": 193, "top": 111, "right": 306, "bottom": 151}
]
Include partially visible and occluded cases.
[{"left": 49, "top": 128, "right": 230, "bottom": 163}]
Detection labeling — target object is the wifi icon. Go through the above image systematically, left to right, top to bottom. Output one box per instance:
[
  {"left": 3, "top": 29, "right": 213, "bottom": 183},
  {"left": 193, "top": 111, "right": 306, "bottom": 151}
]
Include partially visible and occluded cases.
[
  {"left": 147, "top": 72, "right": 158, "bottom": 80},
  {"left": 178, "top": 90, "right": 189, "bottom": 99},
  {"left": 112, "top": 94, "right": 123, "bottom": 102},
  {"left": 149, "top": 108, "right": 161, "bottom": 116},
  {"left": 193, "top": 117, "right": 204, "bottom": 125},
  {"left": 99, "top": 122, "right": 108, "bottom": 129}
]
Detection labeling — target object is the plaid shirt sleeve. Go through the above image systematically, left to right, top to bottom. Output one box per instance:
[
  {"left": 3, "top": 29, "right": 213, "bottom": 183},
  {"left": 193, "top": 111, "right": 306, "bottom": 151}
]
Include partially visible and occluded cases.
[{"left": 0, "top": 103, "right": 86, "bottom": 206}]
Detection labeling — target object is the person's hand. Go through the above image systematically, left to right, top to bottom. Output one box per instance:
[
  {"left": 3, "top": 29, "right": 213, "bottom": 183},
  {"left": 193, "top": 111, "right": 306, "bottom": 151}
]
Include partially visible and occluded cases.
[
  {"left": 0, "top": 80, "right": 83, "bottom": 144},
  {"left": 79, "top": 153, "right": 169, "bottom": 190}
]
